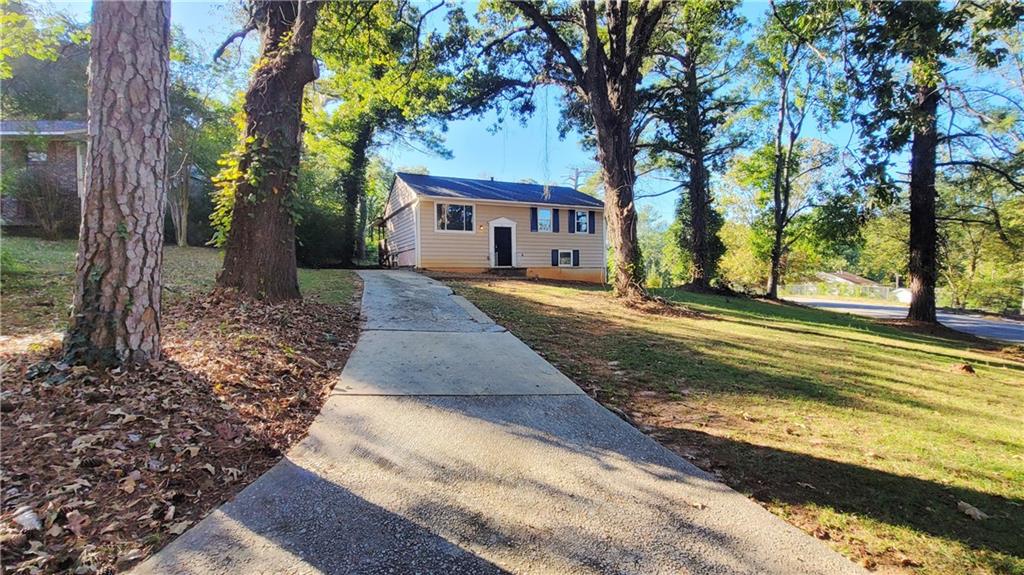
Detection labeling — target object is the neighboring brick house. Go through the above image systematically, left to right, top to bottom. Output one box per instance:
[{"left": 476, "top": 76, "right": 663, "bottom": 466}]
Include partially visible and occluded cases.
[{"left": 1, "top": 120, "right": 87, "bottom": 234}]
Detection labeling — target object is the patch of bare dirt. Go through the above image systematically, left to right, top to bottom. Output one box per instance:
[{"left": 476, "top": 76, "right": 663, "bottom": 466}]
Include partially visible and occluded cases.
[{"left": 0, "top": 288, "right": 361, "bottom": 574}]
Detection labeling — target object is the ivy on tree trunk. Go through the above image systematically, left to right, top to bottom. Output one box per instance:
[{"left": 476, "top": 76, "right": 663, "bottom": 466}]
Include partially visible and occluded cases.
[
  {"left": 65, "top": 0, "right": 170, "bottom": 365},
  {"left": 217, "top": 1, "right": 320, "bottom": 301},
  {"left": 340, "top": 119, "right": 373, "bottom": 267}
]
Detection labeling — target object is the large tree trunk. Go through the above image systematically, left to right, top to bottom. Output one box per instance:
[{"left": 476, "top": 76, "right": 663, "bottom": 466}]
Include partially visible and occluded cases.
[
  {"left": 64, "top": 0, "right": 170, "bottom": 365},
  {"left": 217, "top": 1, "right": 320, "bottom": 300},
  {"left": 683, "top": 53, "right": 711, "bottom": 288},
  {"left": 907, "top": 83, "right": 939, "bottom": 323},
  {"left": 340, "top": 120, "right": 373, "bottom": 267},
  {"left": 595, "top": 120, "right": 647, "bottom": 298}
]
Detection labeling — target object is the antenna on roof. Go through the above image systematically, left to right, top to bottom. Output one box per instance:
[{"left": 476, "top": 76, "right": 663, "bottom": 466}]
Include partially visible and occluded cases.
[{"left": 543, "top": 184, "right": 551, "bottom": 200}]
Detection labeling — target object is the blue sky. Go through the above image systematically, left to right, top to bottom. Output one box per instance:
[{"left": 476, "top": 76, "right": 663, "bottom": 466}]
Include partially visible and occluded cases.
[{"left": 48, "top": 1, "right": 857, "bottom": 223}]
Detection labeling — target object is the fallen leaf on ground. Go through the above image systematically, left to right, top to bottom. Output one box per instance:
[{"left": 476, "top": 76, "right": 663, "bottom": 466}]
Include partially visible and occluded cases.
[{"left": 957, "top": 500, "right": 989, "bottom": 520}]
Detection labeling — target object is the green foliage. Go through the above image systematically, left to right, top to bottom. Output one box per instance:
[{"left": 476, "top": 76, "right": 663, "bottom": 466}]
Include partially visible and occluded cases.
[
  {"left": 0, "top": 0, "right": 63, "bottom": 80},
  {"left": 850, "top": 0, "right": 1024, "bottom": 200},
  {"left": 0, "top": 4, "right": 86, "bottom": 118},
  {"left": 672, "top": 192, "right": 727, "bottom": 285},
  {"left": 718, "top": 221, "right": 769, "bottom": 290}
]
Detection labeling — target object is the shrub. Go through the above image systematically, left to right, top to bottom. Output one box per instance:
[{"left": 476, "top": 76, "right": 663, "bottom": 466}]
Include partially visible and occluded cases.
[
  {"left": 8, "top": 168, "right": 79, "bottom": 239},
  {"left": 294, "top": 201, "right": 348, "bottom": 268}
]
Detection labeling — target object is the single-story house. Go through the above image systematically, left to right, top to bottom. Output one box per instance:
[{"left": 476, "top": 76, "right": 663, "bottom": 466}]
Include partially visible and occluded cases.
[
  {"left": 0, "top": 120, "right": 87, "bottom": 230},
  {"left": 382, "top": 173, "right": 606, "bottom": 283}
]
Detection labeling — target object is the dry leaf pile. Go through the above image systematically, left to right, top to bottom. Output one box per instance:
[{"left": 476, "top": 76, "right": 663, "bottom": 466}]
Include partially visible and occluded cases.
[{"left": 0, "top": 290, "right": 360, "bottom": 574}]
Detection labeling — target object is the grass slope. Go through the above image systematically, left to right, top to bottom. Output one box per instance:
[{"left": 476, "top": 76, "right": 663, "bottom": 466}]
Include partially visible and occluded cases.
[
  {"left": 0, "top": 237, "right": 358, "bottom": 336},
  {"left": 448, "top": 278, "right": 1024, "bottom": 575}
]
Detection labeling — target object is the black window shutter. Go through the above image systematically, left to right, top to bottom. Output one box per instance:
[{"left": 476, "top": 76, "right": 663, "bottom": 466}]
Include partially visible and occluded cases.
[
  {"left": 530, "top": 207, "right": 538, "bottom": 232},
  {"left": 553, "top": 209, "right": 560, "bottom": 233},
  {"left": 568, "top": 209, "right": 576, "bottom": 234},
  {"left": 588, "top": 211, "right": 596, "bottom": 234},
  {"left": 551, "top": 249, "right": 559, "bottom": 266},
  {"left": 572, "top": 249, "right": 580, "bottom": 267}
]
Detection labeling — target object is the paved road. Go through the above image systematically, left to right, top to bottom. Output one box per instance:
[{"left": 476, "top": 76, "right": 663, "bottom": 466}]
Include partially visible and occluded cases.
[
  {"left": 138, "top": 271, "right": 865, "bottom": 575},
  {"left": 788, "top": 298, "right": 1024, "bottom": 345}
]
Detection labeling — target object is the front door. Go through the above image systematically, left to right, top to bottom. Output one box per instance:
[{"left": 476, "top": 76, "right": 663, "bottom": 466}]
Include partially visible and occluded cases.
[{"left": 494, "top": 226, "right": 513, "bottom": 267}]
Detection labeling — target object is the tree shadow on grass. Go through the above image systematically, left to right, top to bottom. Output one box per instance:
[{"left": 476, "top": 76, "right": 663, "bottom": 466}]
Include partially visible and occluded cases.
[
  {"left": 463, "top": 281, "right": 1024, "bottom": 418},
  {"left": 655, "top": 287, "right": 1015, "bottom": 355},
  {"left": 655, "top": 427, "right": 1024, "bottom": 561}
]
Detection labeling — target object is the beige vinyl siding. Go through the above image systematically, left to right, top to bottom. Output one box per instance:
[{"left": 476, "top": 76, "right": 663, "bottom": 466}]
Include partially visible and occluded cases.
[
  {"left": 384, "top": 179, "right": 418, "bottom": 266},
  {"left": 418, "top": 199, "right": 604, "bottom": 269}
]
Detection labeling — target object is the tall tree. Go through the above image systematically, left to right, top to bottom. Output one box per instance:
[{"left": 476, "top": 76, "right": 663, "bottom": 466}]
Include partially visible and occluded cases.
[
  {"left": 64, "top": 0, "right": 170, "bottom": 365},
  {"left": 501, "top": 0, "right": 668, "bottom": 298},
  {"left": 647, "top": 0, "right": 748, "bottom": 289},
  {"left": 752, "top": 0, "right": 845, "bottom": 298},
  {"left": 850, "top": 0, "right": 1023, "bottom": 322},
  {"left": 214, "top": 1, "right": 320, "bottom": 300},
  {"left": 310, "top": 1, "right": 458, "bottom": 266},
  {"left": 166, "top": 32, "right": 236, "bottom": 247}
]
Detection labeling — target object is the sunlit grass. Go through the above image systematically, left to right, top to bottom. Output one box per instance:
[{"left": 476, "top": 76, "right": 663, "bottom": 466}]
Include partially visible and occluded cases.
[{"left": 448, "top": 278, "right": 1024, "bottom": 575}]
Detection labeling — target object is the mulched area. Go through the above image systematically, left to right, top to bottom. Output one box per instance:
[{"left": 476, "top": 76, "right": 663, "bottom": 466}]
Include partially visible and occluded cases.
[{"left": 0, "top": 289, "right": 361, "bottom": 574}]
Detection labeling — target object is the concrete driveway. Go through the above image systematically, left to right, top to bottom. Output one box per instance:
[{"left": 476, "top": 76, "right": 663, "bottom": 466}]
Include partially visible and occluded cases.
[
  {"left": 137, "top": 271, "right": 865, "bottom": 575},
  {"left": 788, "top": 298, "right": 1024, "bottom": 345}
]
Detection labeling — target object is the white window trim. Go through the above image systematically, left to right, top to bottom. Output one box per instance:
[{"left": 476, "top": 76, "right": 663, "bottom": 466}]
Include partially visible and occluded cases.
[
  {"left": 433, "top": 201, "right": 476, "bottom": 233},
  {"left": 536, "top": 207, "right": 553, "bottom": 233},
  {"left": 574, "top": 211, "right": 589, "bottom": 233},
  {"left": 488, "top": 217, "right": 517, "bottom": 268},
  {"left": 557, "top": 249, "right": 574, "bottom": 267}
]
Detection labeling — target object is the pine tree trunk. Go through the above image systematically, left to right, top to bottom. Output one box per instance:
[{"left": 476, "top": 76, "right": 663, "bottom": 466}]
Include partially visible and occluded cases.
[
  {"left": 64, "top": 0, "right": 170, "bottom": 365},
  {"left": 217, "top": 1, "right": 320, "bottom": 300},
  {"left": 683, "top": 52, "right": 711, "bottom": 289},
  {"left": 907, "top": 83, "right": 939, "bottom": 323},
  {"left": 340, "top": 120, "right": 373, "bottom": 267}
]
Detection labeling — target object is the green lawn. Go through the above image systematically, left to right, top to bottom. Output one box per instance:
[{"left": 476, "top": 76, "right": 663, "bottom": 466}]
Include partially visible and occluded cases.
[
  {"left": 0, "top": 236, "right": 358, "bottom": 336},
  {"left": 447, "top": 278, "right": 1024, "bottom": 575}
]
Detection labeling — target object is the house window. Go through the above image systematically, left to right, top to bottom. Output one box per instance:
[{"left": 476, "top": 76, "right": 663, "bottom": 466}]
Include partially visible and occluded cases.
[
  {"left": 26, "top": 142, "right": 47, "bottom": 164},
  {"left": 436, "top": 202, "right": 474, "bottom": 232},
  {"left": 537, "top": 208, "right": 552, "bottom": 232},
  {"left": 574, "top": 210, "right": 589, "bottom": 233},
  {"left": 558, "top": 250, "right": 573, "bottom": 267}
]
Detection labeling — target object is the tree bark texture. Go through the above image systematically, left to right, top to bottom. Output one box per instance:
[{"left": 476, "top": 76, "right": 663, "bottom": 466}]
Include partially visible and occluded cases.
[
  {"left": 65, "top": 0, "right": 170, "bottom": 365},
  {"left": 217, "top": 1, "right": 320, "bottom": 300},
  {"left": 907, "top": 83, "right": 939, "bottom": 323},
  {"left": 340, "top": 120, "right": 373, "bottom": 266}
]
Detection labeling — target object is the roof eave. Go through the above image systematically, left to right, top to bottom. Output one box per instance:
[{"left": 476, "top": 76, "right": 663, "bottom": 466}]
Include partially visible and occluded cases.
[{"left": 413, "top": 192, "right": 604, "bottom": 210}]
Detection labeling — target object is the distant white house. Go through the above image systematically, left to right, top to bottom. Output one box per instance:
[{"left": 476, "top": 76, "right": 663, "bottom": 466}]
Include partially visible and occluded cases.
[{"left": 814, "top": 271, "right": 879, "bottom": 287}]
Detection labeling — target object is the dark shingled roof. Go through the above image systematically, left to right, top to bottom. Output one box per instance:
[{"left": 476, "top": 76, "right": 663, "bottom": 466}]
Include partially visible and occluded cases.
[
  {"left": 0, "top": 120, "right": 87, "bottom": 136},
  {"left": 396, "top": 173, "right": 604, "bottom": 209}
]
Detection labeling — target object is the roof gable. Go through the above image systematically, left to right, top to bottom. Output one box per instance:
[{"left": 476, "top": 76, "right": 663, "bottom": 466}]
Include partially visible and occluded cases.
[{"left": 396, "top": 173, "right": 603, "bottom": 209}]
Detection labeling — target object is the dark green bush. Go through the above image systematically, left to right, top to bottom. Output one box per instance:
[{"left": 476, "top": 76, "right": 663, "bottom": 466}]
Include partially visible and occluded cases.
[{"left": 295, "top": 201, "right": 348, "bottom": 268}]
